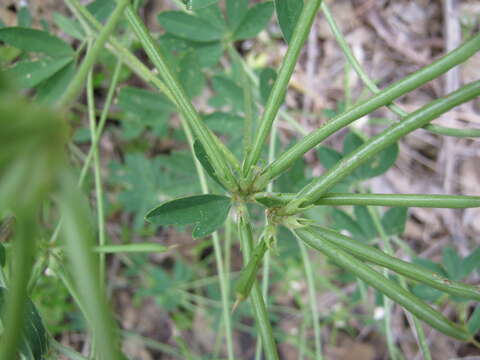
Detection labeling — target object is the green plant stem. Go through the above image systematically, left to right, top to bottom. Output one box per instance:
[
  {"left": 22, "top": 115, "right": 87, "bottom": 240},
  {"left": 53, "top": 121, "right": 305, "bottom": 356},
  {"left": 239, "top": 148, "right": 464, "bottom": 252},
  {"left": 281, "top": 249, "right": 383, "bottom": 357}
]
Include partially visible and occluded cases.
[
  {"left": 57, "top": 0, "right": 129, "bottom": 109},
  {"left": 244, "top": 0, "right": 323, "bottom": 176},
  {"left": 321, "top": 2, "right": 480, "bottom": 138},
  {"left": 123, "top": 5, "right": 239, "bottom": 191},
  {"left": 256, "top": 33, "right": 480, "bottom": 187},
  {"left": 228, "top": 44, "right": 309, "bottom": 136},
  {"left": 79, "top": 60, "right": 122, "bottom": 186},
  {"left": 86, "top": 69, "right": 107, "bottom": 289},
  {"left": 284, "top": 81, "right": 480, "bottom": 212},
  {"left": 255, "top": 114, "right": 278, "bottom": 360},
  {"left": 59, "top": 174, "right": 123, "bottom": 360},
  {"left": 253, "top": 192, "right": 480, "bottom": 208},
  {"left": 363, "top": 193, "right": 432, "bottom": 360},
  {"left": 366, "top": 202, "right": 400, "bottom": 360},
  {"left": 238, "top": 211, "right": 280, "bottom": 360},
  {"left": 0, "top": 214, "right": 36, "bottom": 360},
  {"left": 305, "top": 225, "right": 480, "bottom": 301},
  {"left": 294, "top": 226, "right": 471, "bottom": 341},
  {"left": 297, "top": 238, "right": 323, "bottom": 360}
]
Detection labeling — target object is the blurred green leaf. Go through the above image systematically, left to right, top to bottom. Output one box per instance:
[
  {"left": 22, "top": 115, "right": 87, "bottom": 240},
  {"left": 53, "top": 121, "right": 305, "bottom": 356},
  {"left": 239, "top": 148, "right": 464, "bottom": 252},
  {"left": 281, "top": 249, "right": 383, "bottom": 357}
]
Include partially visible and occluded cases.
[
  {"left": 86, "top": 0, "right": 116, "bottom": 23},
  {"left": 189, "top": 0, "right": 219, "bottom": 10},
  {"left": 226, "top": 0, "right": 249, "bottom": 32},
  {"left": 274, "top": 0, "right": 303, "bottom": 43},
  {"left": 234, "top": 2, "right": 274, "bottom": 40},
  {"left": 158, "top": 11, "right": 223, "bottom": 42},
  {"left": 53, "top": 12, "right": 85, "bottom": 40},
  {"left": 0, "top": 27, "right": 73, "bottom": 57},
  {"left": 179, "top": 52, "right": 205, "bottom": 98},
  {"left": 4, "top": 57, "right": 73, "bottom": 89},
  {"left": 35, "top": 61, "right": 76, "bottom": 104},
  {"left": 259, "top": 67, "right": 277, "bottom": 104},
  {"left": 211, "top": 75, "right": 244, "bottom": 113},
  {"left": 117, "top": 86, "right": 174, "bottom": 138},
  {"left": 203, "top": 112, "right": 243, "bottom": 136},
  {"left": 343, "top": 132, "right": 398, "bottom": 180},
  {"left": 193, "top": 140, "right": 226, "bottom": 189},
  {"left": 111, "top": 152, "right": 200, "bottom": 230},
  {"left": 146, "top": 194, "right": 232, "bottom": 238},
  {"left": 354, "top": 206, "right": 376, "bottom": 240},
  {"left": 381, "top": 207, "right": 407, "bottom": 236},
  {"left": 329, "top": 208, "right": 365, "bottom": 242},
  {"left": 0, "top": 243, "right": 5, "bottom": 267},
  {"left": 460, "top": 246, "right": 480, "bottom": 279},
  {"left": 442, "top": 247, "right": 466, "bottom": 281},
  {"left": 411, "top": 284, "right": 443, "bottom": 303},
  {"left": 0, "top": 287, "right": 49, "bottom": 360},
  {"left": 468, "top": 306, "right": 480, "bottom": 335}
]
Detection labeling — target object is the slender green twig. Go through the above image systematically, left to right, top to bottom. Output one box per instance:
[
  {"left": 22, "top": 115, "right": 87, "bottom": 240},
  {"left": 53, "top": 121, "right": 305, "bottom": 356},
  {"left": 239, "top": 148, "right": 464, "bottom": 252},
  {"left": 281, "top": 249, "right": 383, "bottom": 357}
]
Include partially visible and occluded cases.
[
  {"left": 58, "top": 0, "right": 129, "bottom": 109},
  {"left": 244, "top": 0, "right": 323, "bottom": 176},
  {"left": 321, "top": 2, "right": 480, "bottom": 138},
  {"left": 124, "top": 5, "right": 239, "bottom": 191},
  {"left": 256, "top": 34, "right": 480, "bottom": 188},
  {"left": 86, "top": 69, "right": 106, "bottom": 288},
  {"left": 284, "top": 81, "right": 480, "bottom": 212},
  {"left": 255, "top": 111, "right": 278, "bottom": 360},
  {"left": 59, "top": 175, "right": 123, "bottom": 360},
  {"left": 254, "top": 192, "right": 480, "bottom": 208},
  {"left": 366, "top": 201, "right": 400, "bottom": 360},
  {"left": 238, "top": 210, "right": 280, "bottom": 360},
  {"left": 0, "top": 214, "right": 36, "bottom": 360},
  {"left": 303, "top": 225, "right": 480, "bottom": 301},
  {"left": 294, "top": 227, "right": 471, "bottom": 341},
  {"left": 297, "top": 239, "right": 323, "bottom": 359}
]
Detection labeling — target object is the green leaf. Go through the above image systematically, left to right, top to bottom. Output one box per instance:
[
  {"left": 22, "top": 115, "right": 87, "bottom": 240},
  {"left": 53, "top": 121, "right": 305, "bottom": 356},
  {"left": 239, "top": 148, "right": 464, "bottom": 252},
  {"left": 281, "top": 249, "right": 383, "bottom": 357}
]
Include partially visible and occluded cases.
[
  {"left": 86, "top": 0, "right": 116, "bottom": 23},
  {"left": 189, "top": 0, "right": 219, "bottom": 10},
  {"left": 227, "top": 0, "right": 249, "bottom": 32},
  {"left": 274, "top": 0, "right": 303, "bottom": 43},
  {"left": 234, "top": 2, "right": 274, "bottom": 40},
  {"left": 158, "top": 11, "right": 223, "bottom": 42},
  {"left": 53, "top": 12, "right": 85, "bottom": 40},
  {"left": 0, "top": 27, "right": 73, "bottom": 57},
  {"left": 179, "top": 52, "right": 205, "bottom": 98},
  {"left": 4, "top": 57, "right": 73, "bottom": 89},
  {"left": 35, "top": 61, "right": 76, "bottom": 104},
  {"left": 259, "top": 67, "right": 277, "bottom": 104},
  {"left": 211, "top": 75, "right": 244, "bottom": 112},
  {"left": 117, "top": 86, "right": 174, "bottom": 138},
  {"left": 118, "top": 86, "right": 174, "bottom": 115},
  {"left": 203, "top": 112, "right": 244, "bottom": 136},
  {"left": 343, "top": 132, "right": 399, "bottom": 180},
  {"left": 193, "top": 140, "right": 225, "bottom": 189},
  {"left": 317, "top": 146, "right": 343, "bottom": 169},
  {"left": 110, "top": 152, "right": 200, "bottom": 230},
  {"left": 276, "top": 155, "right": 305, "bottom": 193},
  {"left": 145, "top": 194, "right": 232, "bottom": 238},
  {"left": 354, "top": 206, "right": 377, "bottom": 241},
  {"left": 381, "top": 207, "right": 407, "bottom": 236},
  {"left": 330, "top": 208, "right": 365, "bottom": 241},
  {"left": 0, "top": 243, "right": 5, "bottom": 267},
  {"left": 93, "top": 243, "right": 168, "bottom": 253},
  {"left": 460, "top": 246, "right": 480, "bottom": 279},
  {"left": 443, "top": 247, "right": 463, "bottom": 281},
  {"left": 411, "top": 284, "right": 443, "bottom": 303},
  {"left": 0, "top": 287, "right": 49, "bottom": 360},
  {"left": 468, "top": 306, "right": 480, "bottom": 335}
]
